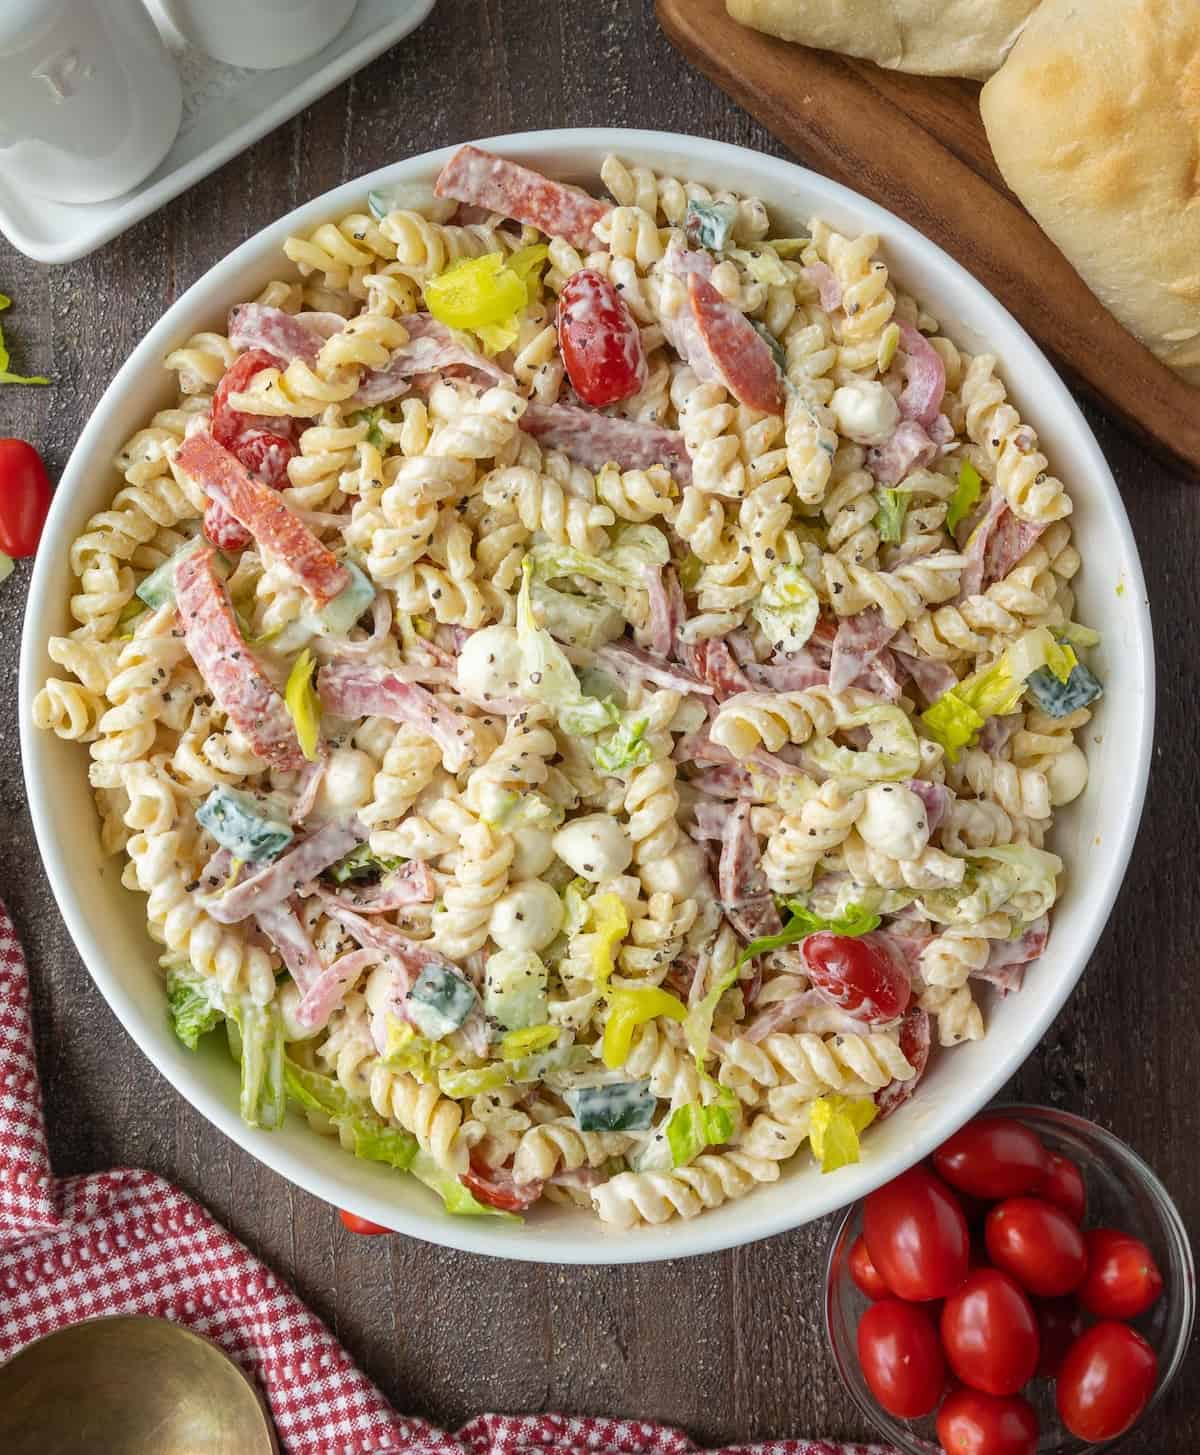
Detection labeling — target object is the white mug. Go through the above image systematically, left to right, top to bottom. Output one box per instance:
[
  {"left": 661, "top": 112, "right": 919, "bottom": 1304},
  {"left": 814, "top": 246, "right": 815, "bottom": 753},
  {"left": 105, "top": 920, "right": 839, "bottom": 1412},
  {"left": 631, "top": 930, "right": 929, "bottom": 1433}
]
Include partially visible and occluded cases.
[
  {"left": 0, "top": 0, "right": 183, "bottom": 206},
  {"left": 147, "top": 0, "right": 359, "bottom": 71}
]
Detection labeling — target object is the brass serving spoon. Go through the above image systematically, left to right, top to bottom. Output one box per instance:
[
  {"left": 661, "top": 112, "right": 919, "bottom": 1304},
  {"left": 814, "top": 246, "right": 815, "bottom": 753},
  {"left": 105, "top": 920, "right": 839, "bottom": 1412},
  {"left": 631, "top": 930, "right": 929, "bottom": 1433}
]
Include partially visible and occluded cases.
[{"left": 0, "top": 1315, "right": 278, "bottom": 1454}]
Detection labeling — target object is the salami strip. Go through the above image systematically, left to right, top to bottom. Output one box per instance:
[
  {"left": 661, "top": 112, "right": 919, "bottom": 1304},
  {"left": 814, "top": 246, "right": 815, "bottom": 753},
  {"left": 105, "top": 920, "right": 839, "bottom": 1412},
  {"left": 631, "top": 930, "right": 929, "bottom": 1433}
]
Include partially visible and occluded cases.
[
  {"left": 434, "top": 145, "right": 609, "bottom": 248},
  {"left": 803, "top": 262, "right": 842, "bottom": 313},
  {"left": 687, "top": 272, "right": 785, "bottom": 416},
  {"left": 228, "top": 304, "right": 325, "bottom": 366},
  {"left": 350, "top": 314, "right": 512, "bottom": 407},
  {"left": 896, "top": 323, "right": 947, "bottom": 429},
  {"left": 519, "top": 401, "right": 692, "bottom": 485},
  {"left": 866, "top": 419, "right": 939, "bottom": 485},
  {"left": 177, "top": 432, "right": 350, "bottom": 606},
  {"left": 174, "top": 545, "right": 304, "bottom": 771},
  {"left": 830, "top": 608, "right": 899, "bottom": 694},
  {"left": 596, "top": 641, "right": 713, "bottom": 696},
  {"left": 891, "top": 646, "right": 958, "bottom": 704},
  {"left": 317, "top": 662, "right": 476, "bottom": 772},
  {"left": 204, "top": 818, "right": 368, "bottom": 924},
  {"left": 321, "top": 861, "right": 437, "bottom": 914},
  {"left": 255, "top": 904, "right": 323, "bottom": 992},
  {"left": 974, "top": 915, "right": 1049, "bottom": 995},
  {"left": 295, "top": 948, "right": 381, "bottom": 1033},
  {"left": 875, "top": 1006, "right": 932, "bottom": 1120}
]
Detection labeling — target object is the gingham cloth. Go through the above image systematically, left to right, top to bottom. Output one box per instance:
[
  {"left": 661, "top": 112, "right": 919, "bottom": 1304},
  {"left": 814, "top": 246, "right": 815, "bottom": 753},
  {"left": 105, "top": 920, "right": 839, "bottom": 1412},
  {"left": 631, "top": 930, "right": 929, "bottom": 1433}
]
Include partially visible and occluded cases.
[{"left": 0, "top": 900, "right": 891, "bottom": 1455}]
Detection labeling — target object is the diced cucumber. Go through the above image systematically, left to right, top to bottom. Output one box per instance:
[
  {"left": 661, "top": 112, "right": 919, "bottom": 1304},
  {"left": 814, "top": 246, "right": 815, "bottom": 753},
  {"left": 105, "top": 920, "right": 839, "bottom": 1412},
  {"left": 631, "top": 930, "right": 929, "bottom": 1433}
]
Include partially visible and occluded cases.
[
  {"left": 684, "top": 199, "right": 737, "bottom": 251},
  {"left": 135, "top": 538, "right": 210, "bottom": 609},
  {"left": 310, "top": 560, "right": 376, "bottom": 637},
  {"left": 1026, "top": 662, "right": 1103, "bottom": 718},
  {"left": 197, "top": 785, "right": 293, "bottom": 862},
  {"left": 325, "top": 843, "right": 402, "bottom": 885},
  {"left": 483, "top": 948, "right": 548, "bottom": 1030},
  {"left": 407, "top": 963, "right": 478, "bottom": 1039},
  {"left": 567, "top": 1080, "right": 656, "bottom": 1132}
]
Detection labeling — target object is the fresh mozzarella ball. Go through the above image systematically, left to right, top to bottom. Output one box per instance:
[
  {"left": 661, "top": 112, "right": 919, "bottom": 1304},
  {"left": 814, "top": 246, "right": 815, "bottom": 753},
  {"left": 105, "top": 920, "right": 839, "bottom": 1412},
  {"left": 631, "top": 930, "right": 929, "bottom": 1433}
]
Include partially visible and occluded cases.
[
  {"left": 831, "top": 379, "right": 901, "bottom": 447},
  {"left": 457, "top": 624, "right": 523, "bottom": 702},
  {"left": 1045, "top": 744, "right": 1088, "bottom": 806},
  {"left": 311, "top": 747, "right": 376, "bottom": 819},
  {"left": 857, "top": 783, "right": 931, "bottom": 861},
  {"left": 552, "top": 814, "right": 634, "bottom": 881},
  {"left": 511, "top": 824, "right": 556, "bottom": 879},
  {"left": 638, "top": 839, "right": 709, "bottom": 898},
  {"left": 489, "top": 879, "right": 564, "bottom": 952}
]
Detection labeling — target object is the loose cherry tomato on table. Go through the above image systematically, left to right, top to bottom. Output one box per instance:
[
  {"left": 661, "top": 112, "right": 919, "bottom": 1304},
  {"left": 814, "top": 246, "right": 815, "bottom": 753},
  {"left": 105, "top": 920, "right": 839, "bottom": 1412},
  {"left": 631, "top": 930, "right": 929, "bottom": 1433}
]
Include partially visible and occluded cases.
[
  {"left": 556, "top": 269, "right": 647, "bottom": 407},
  {"left": 0, "top": 438, "right": 52, "bottom": 557},
  {"left": 802, "top": 932, "right": 911, "bottom": 1024},
  {"left": 933, "top": 1117, "right": 1050, "bottom": 1201},
  {"left": 1037, "top": 1152, "right": 1086, "bottom": 1223},
  {"left": 862, "top": 1164, "right": 970, "bottom": 1301},
  {"left": 984, "top": 1196, "right": 1088, "bottom": 1297},
  {"left": 338, "top": 1209, "right": 390, "bottom": 1234},
  {"left": 1078, "top": 1228, "right": 1164, "bottom": 1319},
  {"left": 849, "top": 1234, "right": 890, "bottom": 1300},
  {"left": 941, "top": 1268, "right": 1040, "bottom": 1396},
  {"left": 1034, "top": 1297, "right": 1087, "bottom": 1378},
  {"left": 856, "top": 1298, "right": 946, "bottom": 1418},
  {"left": 1056, "top": 1321, "right": 1158, "bottom": 1441},
  {"left": 935, "top": 1386, "right": 1039, "bottom": 1455}
]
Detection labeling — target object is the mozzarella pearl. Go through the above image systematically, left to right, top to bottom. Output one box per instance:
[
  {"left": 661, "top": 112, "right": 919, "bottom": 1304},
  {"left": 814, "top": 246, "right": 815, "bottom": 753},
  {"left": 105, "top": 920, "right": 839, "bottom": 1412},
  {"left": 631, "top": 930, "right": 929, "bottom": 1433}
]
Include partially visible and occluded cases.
[
  {"left": 831, "top": 379, "right": 901, "bottom": 447},
  {"left": 457, "top": 623, "right": 524, "bottom": 702},
  {"left": 1045, "top": 744, "right": 1088, "bottom": 806},
  {"left": 311, "top": 747, "right": 376, "bottom": 819},
  {"left": 857, "top": 783, "right": 930, "bottom": 861},
  {"left": 552, "top": 814, "right": 634, "bottom": 881},
  {"left": 511, "top": 825, "right": 556, "bottom": 879},
  {"left": 638, "top": 839, "right": 709, "bottom": 899},
  {"left": 489, "top": 879, "right": 564, "bottom": 952}
]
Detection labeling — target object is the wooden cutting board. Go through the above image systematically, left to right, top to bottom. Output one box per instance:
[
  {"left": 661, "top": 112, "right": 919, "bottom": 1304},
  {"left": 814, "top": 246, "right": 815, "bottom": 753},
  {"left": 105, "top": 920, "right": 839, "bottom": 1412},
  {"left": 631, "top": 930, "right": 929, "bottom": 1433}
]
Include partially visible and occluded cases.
[{"left": 657, "top": 0, "right": 1200, "bottom": 479}]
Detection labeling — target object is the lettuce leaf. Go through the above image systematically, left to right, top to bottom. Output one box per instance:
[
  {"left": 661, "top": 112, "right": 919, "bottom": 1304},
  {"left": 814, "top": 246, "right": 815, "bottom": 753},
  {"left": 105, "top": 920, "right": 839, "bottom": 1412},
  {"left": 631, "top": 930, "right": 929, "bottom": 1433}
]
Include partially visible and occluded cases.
[
  {"left": 874, "top": 488, "right": 908, "bottom": 545},
  {"left": 516, "top": 558, "right": 617, "bottom": 734},
  {"left": 751, "top": 563, "right": 820, "bottom": 654},
  {"left": 807, "top": 702, "right": 921, "bottom": 784},
  {"left": 593, "top": 714, "right": 654, "bottom": 773},
  {"left": 166, "top": 962, "right": 224, "bottom": 1050},
  {"left": 229, "top": 999, "right": 286, "bottom": 1130},
  {"left": 664, "top": 1093, "right": 740, "bottom": 1168},
  {"left": 410, "top": 1150, "right": 522, "bottom": 1220}
]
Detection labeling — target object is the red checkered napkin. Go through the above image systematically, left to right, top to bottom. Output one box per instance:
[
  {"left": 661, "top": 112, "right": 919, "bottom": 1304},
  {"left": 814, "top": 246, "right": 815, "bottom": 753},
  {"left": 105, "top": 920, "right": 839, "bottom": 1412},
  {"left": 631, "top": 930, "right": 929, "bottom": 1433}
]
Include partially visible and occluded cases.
[{"left": 0, "top": 899, "right": 892, "bottom": 1455}]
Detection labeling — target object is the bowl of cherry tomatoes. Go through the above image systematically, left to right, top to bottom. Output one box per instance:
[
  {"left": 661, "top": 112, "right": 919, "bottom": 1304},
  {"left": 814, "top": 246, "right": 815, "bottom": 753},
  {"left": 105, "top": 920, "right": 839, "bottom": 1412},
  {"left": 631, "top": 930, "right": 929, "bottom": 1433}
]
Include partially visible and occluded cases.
[{"left": 825, "top": 1106, "right": 1194, "bottom": 1453}]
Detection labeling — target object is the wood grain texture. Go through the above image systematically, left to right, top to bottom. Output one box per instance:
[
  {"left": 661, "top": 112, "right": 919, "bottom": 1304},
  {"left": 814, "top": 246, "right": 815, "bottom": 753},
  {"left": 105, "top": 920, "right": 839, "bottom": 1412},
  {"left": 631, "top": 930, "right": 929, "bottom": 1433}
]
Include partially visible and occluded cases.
[
  {"left": 657, "top": 0, "right": 1200, "bottom": 480},
  {"left": 1, "top": 1, "right": 1197, "bottom": 1447}
]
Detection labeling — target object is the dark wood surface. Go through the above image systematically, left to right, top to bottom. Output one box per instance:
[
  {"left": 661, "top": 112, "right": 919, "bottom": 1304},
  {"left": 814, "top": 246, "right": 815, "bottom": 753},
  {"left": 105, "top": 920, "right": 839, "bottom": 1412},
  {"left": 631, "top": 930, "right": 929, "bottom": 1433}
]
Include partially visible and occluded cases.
[
  {"left": 657, "top": 0, "right": 1200, "bottom": 480},
  {"left": 1, "top": 2, "right": 1196, "bottom": 1445}
]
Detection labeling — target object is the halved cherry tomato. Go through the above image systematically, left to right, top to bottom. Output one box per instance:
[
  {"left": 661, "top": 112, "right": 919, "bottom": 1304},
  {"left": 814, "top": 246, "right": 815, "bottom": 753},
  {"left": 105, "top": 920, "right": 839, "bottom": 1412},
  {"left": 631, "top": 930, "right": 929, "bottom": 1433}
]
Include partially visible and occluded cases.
[
  {"left": 556, "top": 269, "right": 646, "bottom": 407},
  {"left": 211, "top": 348, "right": 284, "bottom": 447},
  {"left": 235, "top": 428, "right": 298, "bottom": 489},
  {"left": 0, "top": 437, "right": 52, "bottom": 557},
  {"left": 802, "top": 932, "right": 911, "bottom": 1025},
  {"left": 875, "top": 1005, "right": 930, "bottom": 1120},
  {"left": 933, "top": 1117, "right": 1049, "bottom": 1201},
  {"left": 1037, "top": 1152, "right": 1086, "bottom": 1224},
  {"left": 462, "top": 1161, "right": 543, "bottom": 1213},
  {"left": 863, "top": 1165, "right": 969, "bottom": 1301},
  {"left": 984, "top": 1196, "right": 1088, "bottom": 1297},
  {"left": 338, "top": 1209, "right": 391, "bottom": 1234},
  {"left": 1078, "top": 1229, "right": 1164, "bottom": 1319},
  {"left": 849, "top": 1234, "right": 891, "bottom": 1300},
  {"left": 941, "top": 1268, "right": 1040, "bottom": 1396},
  {"left": 1034, "top": 1297, "right": 1086, "bottom": 1378},
  {"left": 856, "top": 1299, "right": 945, "bottom": 1418},
  {"left": 1056, "top": 1321, "right": 1157, "bottom": 1441},
  {"left": 935, "top": 1386, "right": 1039, "bottom": 1455}
]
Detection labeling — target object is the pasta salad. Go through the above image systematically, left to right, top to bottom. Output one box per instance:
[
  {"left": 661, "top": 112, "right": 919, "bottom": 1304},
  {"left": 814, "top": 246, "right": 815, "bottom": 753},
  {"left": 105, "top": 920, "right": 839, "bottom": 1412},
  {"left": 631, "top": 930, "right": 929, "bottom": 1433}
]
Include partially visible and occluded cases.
[{"left": 33, "top": 146, "right": 1103, "bottom": 1229}]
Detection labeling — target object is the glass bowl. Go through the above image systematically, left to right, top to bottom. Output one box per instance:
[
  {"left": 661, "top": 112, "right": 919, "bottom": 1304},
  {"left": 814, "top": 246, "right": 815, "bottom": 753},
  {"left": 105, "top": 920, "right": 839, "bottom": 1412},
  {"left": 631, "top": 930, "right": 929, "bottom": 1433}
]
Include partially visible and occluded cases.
[{"left": 825, "top": 1104, "right": 1195, "bottom": 1453}]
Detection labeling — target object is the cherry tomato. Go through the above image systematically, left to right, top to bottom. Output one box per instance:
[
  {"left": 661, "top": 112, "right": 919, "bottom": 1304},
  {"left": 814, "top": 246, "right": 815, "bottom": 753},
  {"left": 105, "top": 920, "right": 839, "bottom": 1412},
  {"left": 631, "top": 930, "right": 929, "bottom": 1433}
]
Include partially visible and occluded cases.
[
  {"left": 556, "top": 269, "right": 647, "bottom": 407},
  {"left": 211, "top": 348, "right": 283, "bottom": 447},
  {"left": 235, "top": 428, "right": 298, "bottom": 489},
  {"left": 0, "top": 437, "right": 52, "bottom": 557},
  {"left": 802, "top": 932, "right": 911, "bottom": 1024},
  {"left": 875, "top": 1006, "right": 930, "bottom": 1119},
  {"left": 933, "top": 1117, "right": 1049, "bottom": 1201},
  {"left": 1037, "top": 1152, "right": 1086, "bottom": 1224},
  {"left": 461, "top": 1161, "right": 542, "bottom": 1213},
  {"left": 863, "top": 1165, "right": 970, "bottom": 1301},
  {"left": 984, "top": 1196, "right": 1088, "bottom": 1297},
  {"left": 338, "top": 1209, "right": 390, "bottom": 1234},
  {"left": 1078, "top": 1229, "right": 1164, "bottom": 1319},
  {"left": 849, "top": 1235, "right": 891, "bottom": 1300},
  {"left": 940, "top": 1268, "right": 1040, "bottom": 1396},
  {"left": 1034, "top": 1297, "right": 1086, "bottom": 1378},
  {"left": 856, "top": 1299, "right": 946, "bottom": 1418},
  {"left": 1056, "top": 1321, "right": 1158, "bottom": 1441},
  {"left": 935, "top": 1386, "right": 1039, "bottom": 1455}
]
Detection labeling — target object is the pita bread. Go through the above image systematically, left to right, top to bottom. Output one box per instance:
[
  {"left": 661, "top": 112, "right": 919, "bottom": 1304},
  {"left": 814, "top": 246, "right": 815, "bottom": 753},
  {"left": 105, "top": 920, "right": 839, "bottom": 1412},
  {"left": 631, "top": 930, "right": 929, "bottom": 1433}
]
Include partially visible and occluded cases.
[
  {"left": 726, "top": 0, "right": 1041, "bottom": 80},
  {"left": 982, "top": 0, "right": 1200, "bottom": 384}
]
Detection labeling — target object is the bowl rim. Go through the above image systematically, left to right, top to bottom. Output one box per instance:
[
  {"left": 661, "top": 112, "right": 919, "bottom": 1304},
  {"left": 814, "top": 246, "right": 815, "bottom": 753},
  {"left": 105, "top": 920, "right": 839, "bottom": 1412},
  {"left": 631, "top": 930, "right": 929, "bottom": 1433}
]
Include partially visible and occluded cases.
[{"left": 18, "top": 127, "right": 1155, "bottom": 1263}]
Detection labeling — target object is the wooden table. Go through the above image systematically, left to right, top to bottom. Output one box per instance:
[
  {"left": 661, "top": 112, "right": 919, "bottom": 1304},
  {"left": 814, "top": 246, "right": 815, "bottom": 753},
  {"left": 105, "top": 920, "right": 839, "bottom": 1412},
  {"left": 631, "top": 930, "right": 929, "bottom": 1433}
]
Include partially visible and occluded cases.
[{"left": 2, "top": 2, "right": 1196, "bottom": 1446}]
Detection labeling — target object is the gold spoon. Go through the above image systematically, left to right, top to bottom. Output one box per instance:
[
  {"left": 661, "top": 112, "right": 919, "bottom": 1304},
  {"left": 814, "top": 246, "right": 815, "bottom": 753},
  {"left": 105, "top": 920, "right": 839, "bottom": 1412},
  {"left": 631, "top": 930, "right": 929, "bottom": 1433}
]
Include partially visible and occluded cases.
[{"left": 0, "top": 1315, "right": 278, "bottom": 1454}]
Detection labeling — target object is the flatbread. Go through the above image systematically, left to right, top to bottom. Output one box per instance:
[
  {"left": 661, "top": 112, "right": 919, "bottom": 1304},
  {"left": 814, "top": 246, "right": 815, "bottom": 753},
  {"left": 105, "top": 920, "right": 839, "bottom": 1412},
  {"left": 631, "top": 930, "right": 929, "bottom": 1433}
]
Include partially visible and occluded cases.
[
  {"left": 726, "top": 0, "right": 1041, "bottom": 80},
  {"left": 982, "top": 0, "right": 1200, "bottom": 383}
]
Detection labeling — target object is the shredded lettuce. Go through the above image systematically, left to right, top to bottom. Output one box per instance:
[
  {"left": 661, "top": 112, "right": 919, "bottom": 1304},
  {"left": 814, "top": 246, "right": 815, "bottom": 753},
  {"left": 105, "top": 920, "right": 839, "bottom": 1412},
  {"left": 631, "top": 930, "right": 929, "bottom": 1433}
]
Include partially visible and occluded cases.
[
  {"left": 731, "top": 245, "right": 791, "bottom": 288},
  {"left": 0, "top": 294, "right": 49, "bottom": 385},
  {"left": 352, "top": 404, "right": 388, "bottom": 450},
  {"left": 946, "top": 460, "right": 983, "bottom": 531},
  {"left": 874, "top": 488, "right": 908, "bottom": 545},
  {"left": 529, "top": 524, "right": 669, "bottom": 593},
  {"left": 516, "top": 558, "right": 617, "bottom": 734},
  {"left": 751, "top": 563, "right": 820, "bottom": 654},
  {"left": 533, "top": 578, "right": 626, "bottom": 651},
  {"left": 1058, "top": 621, "right": 1101, "bottom": 650},
  {"left": 284, "top": 648, "right": 321, "bottom": 762},
  {"left": 920, "top": 690, "right": 984, "bottom": 763},
  {"left": 808, "top": 702, "right": 922, "bottom": 784},
  {"left": 594, "top": 715, "right": 653, "bottom": 774},
  {"left": 474, "top": 782, "right": 564, "bottom": 830},
  {"left": 325, "top": 843, "right": 403, "bottom": 885},
  {"left": 923, "top": 843, "right": 1063, "bottom": 927},
  {"left": 561, "top": 877, "right": 591, "bottom": 937},
  {"left": 736, "top": 901, "right": 881, "bottom": 974},
  {"left": 166, "top": 962, "right": 224, "bottom": 1050},
  {"left": 602, "top": 986, "right": 688, "bottom": 1069},
  {"left": 229, "top": 999, "right": 286, "bottom": 1130},
  {"left": 381, "top": 1017, "right": 453, "bottom": 1082},
  {"left": 284, "top": 1057, "right": 357, "bottom": 1119},
  {"left": 438, "top": 1065, "right": 510, "bottom": 1097},
  {"left": 664, "top": 1093, "right": 740, "bottom": 1167},
  {"left": 809, "top": 1094, "right": 877, "bottom": 1173},
  {"left": 342, "top": 1116, "right": 419, "bottom": 1171},
  {"left": 413, "top": 1150, "right": 522, "bottom": 1219}
]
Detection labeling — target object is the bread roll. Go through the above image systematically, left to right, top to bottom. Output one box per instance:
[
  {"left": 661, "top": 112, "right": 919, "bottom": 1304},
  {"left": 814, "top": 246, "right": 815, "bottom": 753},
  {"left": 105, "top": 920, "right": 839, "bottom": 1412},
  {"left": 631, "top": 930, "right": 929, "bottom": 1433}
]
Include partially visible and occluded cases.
[
  {"left": 726, "top": 0, "right": 1040, "bottom": 80},
  {"left": 982, "top": 0, "right": 1200, "bottom": 384}
]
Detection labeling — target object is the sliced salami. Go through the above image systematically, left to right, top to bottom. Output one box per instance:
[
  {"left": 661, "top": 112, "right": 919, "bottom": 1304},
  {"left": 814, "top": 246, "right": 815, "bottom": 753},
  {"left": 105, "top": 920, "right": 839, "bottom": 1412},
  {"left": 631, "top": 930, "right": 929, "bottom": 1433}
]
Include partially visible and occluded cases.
[
  {"left": 434, "top": 145, "right": 609, "bottom": 249},
  {"left": 686, "top": 272, "right": 784, "bottom": 416},
  {"left": 227, "top": 304, "right": 325, "bottom": 366},
  {"left": 350, "top": 314, "right": 512, "bottom": 407},
  {"left": 896, "top": 323, "right": 947, "bottom": 429},
  {"left": 519, "top": 401, "right": 692, "bottom": 485},
  {"left": 866, "top": 419, "right": 939, "bottom": 485},
  {"left": 177, "top": 432, "right": 350, "bottom": 607},
  {"left": 174, "top": 544, "right": 304, "bottom": 771},
  {"left": 830, "top": 608, "right": 899, "bottom": 694},
  {"left": 317, "top": 662, "right": 476, "bottom": 772},
  {"left": 203, "top": 818, "right": 368, "bottom": 924},
  {"left": 321, "top": 861, "right": 437, "bottom": 914},
  {"left": 254, "top": 904, "right": 323, "bottom": 992},
  {"left": 973, "top": 915, "right": 1049, "bottom": 995},
  {"left": 875, "top": 1006, "right": 932, "bottom": 1120}
]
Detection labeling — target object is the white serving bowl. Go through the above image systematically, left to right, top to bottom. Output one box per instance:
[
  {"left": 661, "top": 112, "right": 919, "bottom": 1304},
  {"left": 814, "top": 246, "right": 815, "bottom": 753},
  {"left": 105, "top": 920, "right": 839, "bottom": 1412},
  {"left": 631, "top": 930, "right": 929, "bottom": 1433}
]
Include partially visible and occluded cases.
[{"left": 19, "top": 129, "right": 1153, "bottom": 1263}]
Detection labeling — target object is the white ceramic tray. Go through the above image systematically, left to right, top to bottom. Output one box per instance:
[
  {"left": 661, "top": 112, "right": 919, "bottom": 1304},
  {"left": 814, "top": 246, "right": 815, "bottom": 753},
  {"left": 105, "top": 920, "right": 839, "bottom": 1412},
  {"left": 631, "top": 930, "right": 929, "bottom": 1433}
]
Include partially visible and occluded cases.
[{"left": 0, "top": 0, "right": 436, "bottom": 265}]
